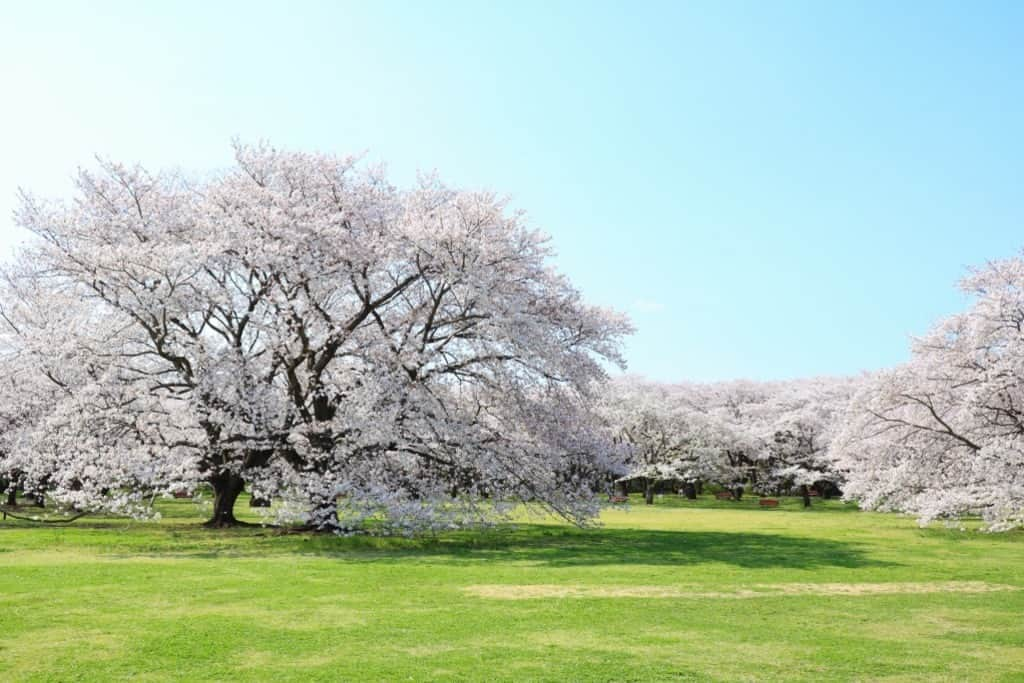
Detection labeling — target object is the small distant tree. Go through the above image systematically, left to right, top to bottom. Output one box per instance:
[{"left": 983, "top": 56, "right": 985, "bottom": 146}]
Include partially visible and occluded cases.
[
  {"left": 601, "top": 377, "right": 690, "bottom": 503},
  {"left": 754, "top": 378, "right": 856, "bottom": 506}
]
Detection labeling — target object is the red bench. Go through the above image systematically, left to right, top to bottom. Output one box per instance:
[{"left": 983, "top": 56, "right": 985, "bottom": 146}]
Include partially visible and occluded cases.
[
  {"left": 172, "top": 490, "right": 191, "bottom": 499},
  {"left": 714, "top": 491, "right": 734, "bottom": 500},
  {"left": 608, "top": 495, "right": 629, "bottom": 504},
  {"left": 758, "top": 498, "right": 779, "bottom": 508}
]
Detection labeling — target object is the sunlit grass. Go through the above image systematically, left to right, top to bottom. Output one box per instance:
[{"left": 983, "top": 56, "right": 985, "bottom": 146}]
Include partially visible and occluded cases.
[{"left": 1, "top": 495, "right": 1021, "bottom": 681}]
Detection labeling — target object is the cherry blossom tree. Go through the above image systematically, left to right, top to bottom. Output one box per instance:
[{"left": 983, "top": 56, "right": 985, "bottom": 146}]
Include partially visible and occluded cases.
[
  {"left": 9, "top": 142, "right": 631, "bottom": 531},
  {"left": 835, "top": 256, "right": 1024, "bottom": 530},
  {"left": 600, "top": 377, "right": 693, "bottom": 503},
  {"left": 751, "top": 378, "right": 856, "bottom": 506},
  {"left": 689, "top": 381, "right": 773, "bottom": 499}
]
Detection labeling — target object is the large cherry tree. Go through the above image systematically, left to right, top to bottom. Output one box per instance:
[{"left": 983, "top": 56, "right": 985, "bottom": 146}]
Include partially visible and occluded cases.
[{"left": 10, "top": 142, "right": 631, "bottom": 530}]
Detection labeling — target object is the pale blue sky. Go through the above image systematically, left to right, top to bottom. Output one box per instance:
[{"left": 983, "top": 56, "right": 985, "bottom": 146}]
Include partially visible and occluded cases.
[{"left": 1, "top": 1, "right": 1022, "bottom": 381}]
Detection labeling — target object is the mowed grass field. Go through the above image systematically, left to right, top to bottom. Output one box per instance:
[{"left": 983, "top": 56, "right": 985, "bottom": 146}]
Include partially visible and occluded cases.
[{"left": 1, "top": 495, "right": 1023, "bottom": 682}]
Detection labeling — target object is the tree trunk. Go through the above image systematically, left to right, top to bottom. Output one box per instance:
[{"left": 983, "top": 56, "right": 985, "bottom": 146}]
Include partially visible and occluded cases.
[
  {"left": 205, "top": 471, "right": 245, "bottom": 527},
  {"left": 644, "top": 479, "right": 655, "bottom": 505},
  {"left": 695, "top": 480, "right": 703, "bottom": 495},
  {"left": 682, "top": 482, "right": 697, "bottom": 500},
  {"left": 801, "top": 485, "right": 811, "bottom": 508},
  {"left": 733, "top": 486, "right": 744, "bottom": 501},
  {"left": 6, "top": 488, "right": 15, "bottom": 507},
  {"left": 32, "top": 494, "right": 44, "bottom": 508},
  {"left": 308, "top": 494, "right": 341, "bottom": 532}
]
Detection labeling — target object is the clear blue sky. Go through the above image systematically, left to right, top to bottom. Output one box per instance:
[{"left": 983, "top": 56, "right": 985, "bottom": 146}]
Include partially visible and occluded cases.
[{"left": 2, "top": 1, "right": 1022, "bottom": 382}]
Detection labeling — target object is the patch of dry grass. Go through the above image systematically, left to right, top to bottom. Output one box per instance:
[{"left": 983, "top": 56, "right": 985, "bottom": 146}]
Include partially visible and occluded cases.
[{"left": 463, "top": 580, "right": 1018, "bottom": 599}]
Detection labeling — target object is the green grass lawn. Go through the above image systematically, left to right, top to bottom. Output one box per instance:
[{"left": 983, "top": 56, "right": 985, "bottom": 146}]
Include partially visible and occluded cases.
[{"left": 2, "top": 495, "right": 1022, "bottom": 682}]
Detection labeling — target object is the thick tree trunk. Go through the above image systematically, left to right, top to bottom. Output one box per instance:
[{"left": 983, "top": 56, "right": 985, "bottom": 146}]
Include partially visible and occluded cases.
[
  {"left": 205, "top": 472, "right": 245, "bottom": 527},
  {"left": 644, "top": 480, "right": 655, "bottom": 505},
  {"left": 682, "top": 481, "right": 697, "bottom": 500},
  {"left": 801, "top": 485, "right": 812, "bottom": 508}
]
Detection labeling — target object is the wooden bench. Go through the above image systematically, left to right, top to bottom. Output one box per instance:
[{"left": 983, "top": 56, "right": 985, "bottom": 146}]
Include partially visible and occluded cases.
[
  {"left": 808, "top": 489, "right": 820, "bottom": 497},
  {"left": 172, "top": 490, "right": 191, "bottom": 499},
  {"left": 714, "top": 491, "right": 734, "bottom": 500},
  {"left": 608, "top": 495, "right": 629, "bottom": 504},
  {"left": 758, "top": 498, "right": 779, "bottom": 508}
]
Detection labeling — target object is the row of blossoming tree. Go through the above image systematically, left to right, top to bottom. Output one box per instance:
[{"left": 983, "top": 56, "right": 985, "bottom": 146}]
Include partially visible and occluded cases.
[
  {"left": 0, "top": 143, "right": 633, "bottom": 532},
  {"left": 602, "top": 255, "right": 1024, "bottom": 531},
  {"left": 599, "top": 375, "right": 859, "bottom": 506}
]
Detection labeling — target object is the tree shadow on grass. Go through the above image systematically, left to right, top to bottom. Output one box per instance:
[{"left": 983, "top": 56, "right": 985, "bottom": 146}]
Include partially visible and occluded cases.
[
  {"left": 0, "top": 496, "right": 888, "bottom": 569},
  {"left": 17, "top": 523, "right": 890, "bottom": 570},
  {"left": 367, "top": 525, "right": 888, "bottom": 570}
]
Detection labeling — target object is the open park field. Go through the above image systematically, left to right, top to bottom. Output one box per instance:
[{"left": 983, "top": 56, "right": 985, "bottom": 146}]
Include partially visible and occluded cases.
[
  {"left": 4, "top": 3, "right": 1024, "bottom": 681},
  {"left": 1, "top": 497, "right": 1022, "bottom": 682}
]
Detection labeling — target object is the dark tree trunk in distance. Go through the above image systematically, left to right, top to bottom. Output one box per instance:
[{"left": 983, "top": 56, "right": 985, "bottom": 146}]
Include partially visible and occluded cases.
[
  {"left": 205, "top": 471, "right": 245, "bottom": 527},
  {"left": 644, "top": 480, "right": 655, "bottom": 505},
  {"left": 682, "top": 482, "right": 697, "bottom": 500},
  {"left": 801, "top": 485, "right": 811, "bottom": 508},
  {"left": 733, "top": 486, "right": 744, "bottom": 501},
  {"left": 5, "top": 488, "right": 15, "bottom": 507}
]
